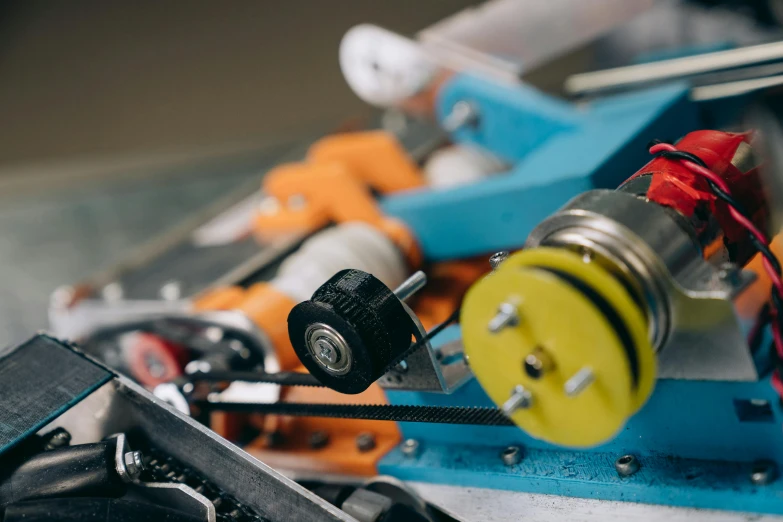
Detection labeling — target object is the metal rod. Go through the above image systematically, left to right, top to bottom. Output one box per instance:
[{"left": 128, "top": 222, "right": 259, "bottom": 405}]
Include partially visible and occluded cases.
[
  {"left": 565, "top": 41, "right": 783, "bottom": 95},
  {"left": 393, "top": 271, "right": 428, "bottom": 302}
]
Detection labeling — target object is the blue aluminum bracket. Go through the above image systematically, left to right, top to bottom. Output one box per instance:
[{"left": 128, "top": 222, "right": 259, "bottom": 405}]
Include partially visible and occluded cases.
[
  {"left": 380, "top": 75, "right": 699, "bottom": 261},
  {"left": 380, "top": 326, "right": 783, "bottom": 513}
]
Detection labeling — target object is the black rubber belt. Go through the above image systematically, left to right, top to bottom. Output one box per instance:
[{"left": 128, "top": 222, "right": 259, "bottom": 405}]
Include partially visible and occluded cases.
[
  {"left": 533, "top": 266, "right": 641, "bottom": 388},
  {"left": 195, "top": 401, "right": 515, "bottom": 426}
]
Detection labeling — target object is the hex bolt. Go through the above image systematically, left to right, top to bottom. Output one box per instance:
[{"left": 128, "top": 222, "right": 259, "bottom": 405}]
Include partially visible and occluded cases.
[
  {"left": 442, "top": 100, "right": 479, "bottom": 133},
  {"left": 489, "top": 251, "right": 510, "bottom": 270},
  {"left": 488, "top": 302, "right": 519, "bottom": 333},
  {"left": 564, "top": 367, "right": 595, "bottom": 397},
  {"left": 502, "top": 385, "right": 533, "bottom": 416},
  {"left": 309, "top": 430, "right": 330, "bottom": 450},
  {"left": 356, "top": 432, "right": 377, "bottom": 453},
  {"left": 401, "top": 439, "right": 421, "bottom": 458},
  {"left": 500, "top": 446, "right": 523, "bottom": 466},
  {"left": 124, "top": 451, "right": 146, "bottom": 480},
  {"left": 615, "top": 454, "right": 640, "bottom": 477},
  {"left": 750, "top": 460, "right": 778, "bottom": 485}
]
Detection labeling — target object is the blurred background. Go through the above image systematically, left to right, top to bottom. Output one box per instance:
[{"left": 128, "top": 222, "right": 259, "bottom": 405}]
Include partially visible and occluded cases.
[
  {"left": 1, "top": 0, "right": 782, "bottom": 345},
  {"left": 0, "top": 1, "right": 479, "bottom": 343}
]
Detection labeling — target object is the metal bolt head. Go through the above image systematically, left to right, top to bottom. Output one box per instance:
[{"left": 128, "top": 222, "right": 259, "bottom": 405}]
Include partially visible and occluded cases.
[
  {"left": 489, "top": 251, "right": 509, "bottom": 270},
  {"left": 101, "top": 282, "right": 124, "bottom": 302},
  {"left": 488, "top": 302, "right": 519, "bottom": 333},
  {"left": 315, "top": 338, "right": 338, "bottom": 365},
  {"left": 524, "top": 347, "right": 554, "bottom": 379},
  {"left": 502, "top": 385, "right": 533, "bottom": 416},
  {"left": 42, "top": 427, "right": 72, "bottom": 451},
  {"left": 309, "top": 430, "right": 330, "bottom": 450},
  {"left": 356, "top": 432, "right": 377, "bottom": 453},
  {"left": 401, "top": 439, "right": 421, "bottom": 458},
  {"left": 500, "top": 446, "right": 523, "bottom": 466},
  {"left": 123, "top": 450, "right": 145, "bottom": 480},
  {"left": 615, "top": 454, "right": 640, "bottom": 477},
  {"left": 750, "top": 460, "right": 778, "bottom": 485}
]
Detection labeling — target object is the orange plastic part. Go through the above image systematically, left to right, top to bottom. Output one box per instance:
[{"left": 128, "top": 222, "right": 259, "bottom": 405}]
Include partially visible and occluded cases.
[
  {"left": 253, "top": 131, "right": 425, "bottom": 268},
  {"left": 307, "top": 131, "right": 423, "bottom": 193},
  {"left": 737, "top": 233, "right": 783, "bottom": 320},
  {"left": 194, "top": 283, "right": 300, "bottom": 371},
  {"left": 244, "top": 381, "right": 400, "bottom": 476}
]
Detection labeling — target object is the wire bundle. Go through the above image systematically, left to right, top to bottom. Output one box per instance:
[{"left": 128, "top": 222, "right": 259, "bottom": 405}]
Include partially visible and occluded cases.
[{"left": 649, "top": 141, "right": 783, "bottom": 395}]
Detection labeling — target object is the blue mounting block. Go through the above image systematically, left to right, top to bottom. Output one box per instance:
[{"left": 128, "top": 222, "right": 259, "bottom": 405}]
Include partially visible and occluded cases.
[
  {"left": 380, "top": 75, "right": 699, "bottom": 261},
  {"left": 380, "top": 327, "right": 783, "bottom": 514}
]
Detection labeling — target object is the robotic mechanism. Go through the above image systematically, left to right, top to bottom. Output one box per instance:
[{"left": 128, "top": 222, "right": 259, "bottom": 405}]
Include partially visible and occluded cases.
[{"left": 7, "top": 19, "right": 783, "bottom": 522}]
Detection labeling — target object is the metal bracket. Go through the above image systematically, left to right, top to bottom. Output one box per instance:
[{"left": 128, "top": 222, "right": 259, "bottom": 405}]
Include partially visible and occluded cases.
[{"left": 379, "top": 303, "right": 471, "bottom": 394}]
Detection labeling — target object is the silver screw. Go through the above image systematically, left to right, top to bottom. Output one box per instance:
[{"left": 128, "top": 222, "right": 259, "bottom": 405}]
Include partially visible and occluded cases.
[
  {"left": 442, "top": 100, "right": 479, "bottom": 133},
  {"left": 287, "top": 194, "right": 307, "bottom": 211},
  {"left": 258, "top": 196, "right": 281, "bottom": 215},
  {"left": 489, "top": 251, "right": 509, "bottom": 270},
  {"left": 393, "top": 271, "right": 427, "bottom": 302},
  {"left": 159, "top": 280, "right": 182, "bottom": 301},
  {"left": 101, "top": 282, "right": 124, "bottom": 302},
  {"left": 50, "top": 285, "right": 75, "bottom": 309},
  {"left": 488, "top": 302, "right": 519, "bottom": 333},
  {"left": 306, "top": 324, "right": 352, "bottom": 375},
  {"left": 315, "top": 338, "right": 339, "bottom": 365},
  {"left": 564, "top": 367, "right": 595, "bottom": 397},
  {"left": 502, "top": 385, "right": 533, "bottom": 416},
  {"left": 309, "top": 430, "right": 330, "bottom": 450},
  {"left": 356, "top": 432, "right": 377, "bottom": 453},
  {"left": 401, "top": 439, "right": 421, "bottom": 458},
  {"left": 500, "top": 446, "right": 523, "bottom": 466},
  {"left": 123, "top": 450, "right": 145, "bottom": 480},
  {"left": 615, "top": 454, "right": 640, "bottom": 477},
  {"left": 750, "top": 460, "right": 778, "bottom": 485}
]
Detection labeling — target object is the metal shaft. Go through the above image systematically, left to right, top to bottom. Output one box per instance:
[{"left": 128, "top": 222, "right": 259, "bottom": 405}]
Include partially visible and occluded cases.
[{"left": 393, "top": 271, "right": 427, "bottom": 302}]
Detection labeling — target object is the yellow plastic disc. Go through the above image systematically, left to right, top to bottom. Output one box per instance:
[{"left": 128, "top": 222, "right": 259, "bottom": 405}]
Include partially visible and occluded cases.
[{"left": 461, "top": 248, "right": 655, "bottom": 447}]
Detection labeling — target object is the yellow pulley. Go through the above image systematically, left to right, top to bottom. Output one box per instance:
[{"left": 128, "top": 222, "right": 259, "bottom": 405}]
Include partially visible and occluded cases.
[{"left": 461, "top": 248, "right": 656, "bottom": 447}]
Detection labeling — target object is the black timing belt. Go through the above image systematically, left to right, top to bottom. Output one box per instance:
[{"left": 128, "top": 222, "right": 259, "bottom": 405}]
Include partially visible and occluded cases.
[{"left": 189, "top": 371, "right": 514, "bottom": 426}]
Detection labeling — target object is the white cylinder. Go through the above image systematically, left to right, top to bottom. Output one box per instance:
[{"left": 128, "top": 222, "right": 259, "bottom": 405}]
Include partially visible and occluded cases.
[
  {"left": 424, "top": 144, "right": 507, "bottom": 189},
  {"left": 271, "top": 222, "right": 408, "bottom": 303}
]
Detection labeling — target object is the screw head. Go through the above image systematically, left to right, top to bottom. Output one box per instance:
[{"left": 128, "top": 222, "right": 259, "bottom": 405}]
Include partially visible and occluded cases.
[
  {"left": 489, "top": 251, "right": 510, "bottom": 270},
  {"left": 315, "top": 338, "right": 338, "bottom": 365},
  {"left": 502, "top": 385, "right": 533, "bottom": 415},
  {"left": 309, "top": 430, "right": 330, "bottom": 450},
  {"left": 356, "top": 432, "right": 377, "bottom": 453},
  {"left": 401, "top": 439, "right": 421, "bottom": 458},
  {"left": 500, "top": 446, "right": 523, "bottom": 466},
  {"left": 123, "top": 450, "right": 145, "bottom": 480},
  {"left": 615, "top": 454, "right": 640, "bottom": 477},
  {"left": 750, "top": 460, "right": 778, "bottom": 485}
]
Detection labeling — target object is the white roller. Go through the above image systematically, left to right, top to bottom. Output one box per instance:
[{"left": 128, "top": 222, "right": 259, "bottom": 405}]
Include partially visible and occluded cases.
[
  {"left": 424, "top": 144, "right": 507, "bottom": 189},
  {"left": 271, "top": 222, "right": 408, "bottom": 303}
]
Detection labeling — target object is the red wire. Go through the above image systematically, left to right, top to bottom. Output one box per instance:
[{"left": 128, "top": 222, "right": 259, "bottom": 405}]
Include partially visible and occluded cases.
[{"left": 649, "top": 142, "right": 783, "bottom": 370}]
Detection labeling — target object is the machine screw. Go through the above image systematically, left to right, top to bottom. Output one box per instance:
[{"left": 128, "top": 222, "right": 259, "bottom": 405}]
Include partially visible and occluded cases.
[
  {"left": 442, "top": 100, "right": 479, "bottom": 133},
  {"left": 489, "top": 251, "right": 510, "bottom": 270},
  {"left": 393, "top": 271, "right": 427, "bottom": 302},
  {"left": 159, "top": 280, "right": 182, "bottom": 301},
  {"left": 101, "top": 282, "right": 124, "bottom": 302},
  {"left": 488, "top": 302, "right": 519, "bottom": 333},
  {"left": 306, "top": 323, "right": 353, "bottom": 375},
  {"left": 315, "top": 337, "right": 339, "bottom": 365},
  {"left": 524, "top": 347, "right": 554, "bottom": 379},
  {"left": 564, "top": 367, "right": 595, "bottom": 397},
  {"left": 502, "top": 385, "right": 533, "bottom": 415},
  {"left": 42, "top": 427, "right": 72, "bottom": 451},
  {"left": 309, "top": 430, "right": 330, "bottom": 450},
  {"left": 356, "top": 432, "right": 377, "bottom": 453},
  {"left": 401, "top": 439, "right": 421, "bottom": 458},
  {"left": 500, "top": 446, "right": 523, "bottom": 466},
  {"left": 123, "top": 451, "right": 146, "bottom": 480},
  {"left": 615, "top": 454, "right": 640, "bottom": 477},
  {"left": 750, "top": 460, "right": 778, "bottom": 485}
]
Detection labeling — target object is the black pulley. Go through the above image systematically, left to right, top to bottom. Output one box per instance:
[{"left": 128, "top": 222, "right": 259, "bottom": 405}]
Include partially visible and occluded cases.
[{"left": 288, "top": 269, "right": 416, "bottom": 394}]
